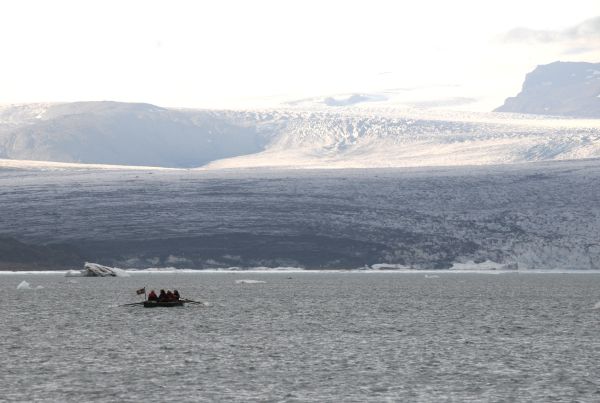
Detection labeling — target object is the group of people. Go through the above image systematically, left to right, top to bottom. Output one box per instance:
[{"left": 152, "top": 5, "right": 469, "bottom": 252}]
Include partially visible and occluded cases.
[{"left": 147, "top": 289, "right": 181, "bottom": 302}]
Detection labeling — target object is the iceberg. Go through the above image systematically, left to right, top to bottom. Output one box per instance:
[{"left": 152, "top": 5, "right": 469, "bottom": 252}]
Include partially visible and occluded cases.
[
  {"left": 64, "top": 262, "right": 130, "bottom": 277},
  {"left": 16, "top": 280, "right": 31, "bottom": 289}
]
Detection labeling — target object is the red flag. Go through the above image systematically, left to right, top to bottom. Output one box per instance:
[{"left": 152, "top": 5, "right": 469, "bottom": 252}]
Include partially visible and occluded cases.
[{"left": 136, "top": 287, "right": 145, "bottom": 295}]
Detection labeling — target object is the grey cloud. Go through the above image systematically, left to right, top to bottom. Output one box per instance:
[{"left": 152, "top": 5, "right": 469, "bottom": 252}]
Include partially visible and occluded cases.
[
  {"left": 503, "top": 16, "right": 600, "bottom": 50},
  {"left": 563, "top": 16, "right": 600, "bottom": 39}
]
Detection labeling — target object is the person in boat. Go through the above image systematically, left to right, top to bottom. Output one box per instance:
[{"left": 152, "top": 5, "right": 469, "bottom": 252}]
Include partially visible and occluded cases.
[
  {"left": 147, "top": 289, "right": 158, "bottom": 302},
  {"left": 158, "top": 289, "right": 167, "bottom": 302},
  {"left": 166, "top": 290, "right": 175, "bottom": 301},
  {"left": 173, "top": 290, "right": 180, "bottom": 300}
]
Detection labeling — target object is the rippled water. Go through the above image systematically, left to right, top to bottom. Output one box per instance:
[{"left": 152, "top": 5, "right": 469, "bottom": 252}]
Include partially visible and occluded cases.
[{"left": 3, "top": 272, "right": 600, "bottom": 402}]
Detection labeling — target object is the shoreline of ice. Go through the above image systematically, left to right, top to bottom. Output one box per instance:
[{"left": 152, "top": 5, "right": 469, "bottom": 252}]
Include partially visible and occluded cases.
[{"left": 2, "top": 267, "right": 600, "bottom": 275}]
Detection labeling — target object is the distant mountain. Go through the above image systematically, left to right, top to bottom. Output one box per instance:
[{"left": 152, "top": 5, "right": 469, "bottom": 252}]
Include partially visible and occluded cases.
[
  {"left": 495, "top": 61, "right": 600, "bottom": 118},
  {"left": 1, "top": 101, "right": 600, "bottom": 169},
  {"left": 0, "top": 102, "right": 266, "bottom": 168}
]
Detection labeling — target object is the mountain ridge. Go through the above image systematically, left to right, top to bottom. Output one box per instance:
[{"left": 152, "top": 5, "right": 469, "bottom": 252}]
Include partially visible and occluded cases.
[{"left": 495, "top": 61, "right": 600, "bottom": 118}]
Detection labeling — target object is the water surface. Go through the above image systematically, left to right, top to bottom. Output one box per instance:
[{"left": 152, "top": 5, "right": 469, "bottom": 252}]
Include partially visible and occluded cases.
[{"left": 3, "top": 272, "right": 600, "bottom": 402}]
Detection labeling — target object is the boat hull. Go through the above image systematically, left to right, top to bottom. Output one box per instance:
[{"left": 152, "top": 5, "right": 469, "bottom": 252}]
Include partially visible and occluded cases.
[{"left": 143, "top": 301, "right": 184, "bottom": 308}]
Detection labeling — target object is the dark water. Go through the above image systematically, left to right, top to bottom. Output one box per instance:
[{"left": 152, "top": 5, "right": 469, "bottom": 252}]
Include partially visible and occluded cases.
[{"left": 3, "top": 272, "right": 600, "bottom": 402}]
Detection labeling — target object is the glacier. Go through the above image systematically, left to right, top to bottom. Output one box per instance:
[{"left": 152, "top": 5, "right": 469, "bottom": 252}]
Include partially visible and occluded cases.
[
  {"left": 1, "top": 101, "right": 600, "bottom": 169},
  {"left": 1, "top": 101, "right": 599, "bottom": 271},
  {"left": 0, "top": 160, "right": 599, "bottom": 270}
]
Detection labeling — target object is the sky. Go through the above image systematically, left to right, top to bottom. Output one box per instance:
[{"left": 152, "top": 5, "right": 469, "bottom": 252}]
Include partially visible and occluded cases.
[{"left": 0, "top": 0, "right": 598, "bottom": 111}]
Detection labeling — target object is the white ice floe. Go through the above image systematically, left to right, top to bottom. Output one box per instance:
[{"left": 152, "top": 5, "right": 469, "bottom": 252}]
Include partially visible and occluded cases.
[
  {"left": 449, "top": 260, "right": 518, "bottom": 271},
  {"left": 370, "top": 263, "right": 413, "bottom": 270},
  {"left": 134, "top": 266, "right": 179, "bottom": 272},
  {"left": 110, "top": 267, "right": 130, "bottom": 277},
  {"left": 235, "top": 279, "right": 266, "bottom": 284},
  {"left": 16, "top": 280, "right": 44, "bottom": 289},
  {"left": 17, "top": 280, "right": 31, "bottom": 289}
]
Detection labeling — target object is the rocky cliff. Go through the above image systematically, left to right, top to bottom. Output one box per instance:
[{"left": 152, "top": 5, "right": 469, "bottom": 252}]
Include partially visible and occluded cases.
[{"left": 495, "top": 61, "right": 600, "bottom": 118}]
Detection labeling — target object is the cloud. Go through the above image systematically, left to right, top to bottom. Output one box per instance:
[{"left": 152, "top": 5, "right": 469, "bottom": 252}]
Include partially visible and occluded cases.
[
  {"left": 502, "top": 16, "right": 600, "bottom": 54},
  {"left": 285, "top": 93, "right": 388, "bottom": 107},
  {"left": 323, "top": 93, "right": 387, "bottom": 107},
  {"left": 409, "top": 97, "right": 478, "bottom": 109}
]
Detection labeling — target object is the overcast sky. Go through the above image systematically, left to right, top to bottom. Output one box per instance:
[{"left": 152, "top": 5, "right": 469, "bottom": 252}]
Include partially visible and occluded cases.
[{"left": 0, "top": 0, "right": 598, "bottom": 110}]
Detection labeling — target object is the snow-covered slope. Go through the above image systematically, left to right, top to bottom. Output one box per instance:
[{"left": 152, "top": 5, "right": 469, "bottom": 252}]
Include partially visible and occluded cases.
[
  {"left": 495, "top": 61, "right": 600, "bottom": 118},
  {"left": 1, "top": 101, "right": 600, "bottom": 169},
  {"left": 0, "top": 102, "right": 265, "bottom": 168},
  {"left": 206, "top": 109, "right": 600, "bottom": 169}
]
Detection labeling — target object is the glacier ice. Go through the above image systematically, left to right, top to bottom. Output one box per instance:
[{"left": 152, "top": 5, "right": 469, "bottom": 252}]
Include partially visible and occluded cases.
[
  {"left": 1, "top": 102, "right": 600, "bottom": 169},
  {"left": 1, "top": 159, "right": 600, "bottom": 270}
]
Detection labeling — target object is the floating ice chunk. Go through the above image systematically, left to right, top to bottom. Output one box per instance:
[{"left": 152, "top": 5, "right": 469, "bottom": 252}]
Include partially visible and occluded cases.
[
  {"left": 449, "top": 260, "right": 517, "bottom": 271},
  {"left": 65, "top": 262, "right": 130, "bottom": 277},
  {"left": 370, "top": 263, "right": 412, "bottom": 270},
  {"left": 216, "top": 266, "right": 300, "bottom": 272},
  {"left": 141, "top": 267, "right": 178, "bottom": 272},
  {"left": 111, "top": 268, "right": 130, "bottom": 277},
  {"left": 424, "top": 274, "right": 439, "bottom": 278},
  {"left": 235, "top": 279, "right": 266, "bottom": 284},
  {"left": 17, "top": 280, "right": 31, "bottom": 289},
  {"left": 17, "top": 280, "right": 44, "bottom": 289}
]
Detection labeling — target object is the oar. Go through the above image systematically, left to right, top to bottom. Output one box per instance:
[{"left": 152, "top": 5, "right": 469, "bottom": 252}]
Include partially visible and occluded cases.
[
  {"left": 181, "top": 298, "right": 205, "bottom": 305},
  {"left": 120, "top": 301, "right": 145, "bottom": 307}
]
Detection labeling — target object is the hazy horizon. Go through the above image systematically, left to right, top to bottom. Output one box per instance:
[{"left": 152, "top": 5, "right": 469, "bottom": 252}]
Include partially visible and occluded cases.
[{"left": 1, "top": 0, "right": 598, "bottom": 111}]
